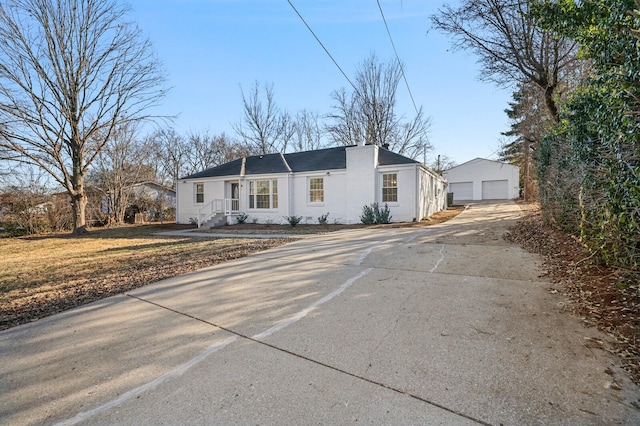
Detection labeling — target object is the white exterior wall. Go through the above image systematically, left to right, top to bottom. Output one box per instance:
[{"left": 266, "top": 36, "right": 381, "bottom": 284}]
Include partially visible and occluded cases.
[
  {"left": 345, "top": 144, "right": 378, "bottom": 222},
  {"left": 176, "top": 145, "right": 448, "bottom": 225},
  {"left": 443, "top": 158, "right": 519, "bottom": 201},
  {"left": 377, "top": 165, "right": 417, "bottom": 223},
  {"left": 417, "top": 167, "right": 448, "bottom": 220},
  {"left": 289, "top": 171, "right": 349, "bottom": 224},
  {"left": 176, "top": 179, "right": 226, "bottom": 224}
]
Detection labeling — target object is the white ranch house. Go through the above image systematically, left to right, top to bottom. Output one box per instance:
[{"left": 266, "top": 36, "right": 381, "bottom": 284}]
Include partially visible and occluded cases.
[{"left": 176, "top": 144, "right": 448, "bottom": 227}]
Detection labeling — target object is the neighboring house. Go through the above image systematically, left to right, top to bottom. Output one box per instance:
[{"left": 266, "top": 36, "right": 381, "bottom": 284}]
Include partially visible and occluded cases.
[
  {"left": 176, "top": 143, "right": 448, "bottom": 227},
  {"left": 443, "top": 158, "right": 520, "bottom": 202},
  {"left": 100, "top": 181, "right": 176, "bottom": 222},
  {"left": 126, "top": 181, "right": 176, "bottom": 208}
]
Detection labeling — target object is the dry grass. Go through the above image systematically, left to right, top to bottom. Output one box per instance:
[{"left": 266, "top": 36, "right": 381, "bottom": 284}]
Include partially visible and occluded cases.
[
  {"left": 0, "top": 206, "right": 465, "bottom": 331},
  {"left": 0, "top": 224, "right": 289, "bottom": 330}
]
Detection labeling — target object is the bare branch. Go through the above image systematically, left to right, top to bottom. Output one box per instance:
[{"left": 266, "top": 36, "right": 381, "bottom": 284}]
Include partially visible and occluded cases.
[
  {"left": 0, "top": 0, "right": 167, "bottom": 233},
  {"left": 431, "top": 0, "right": 580, "bottom": 121},
  {"left": 326, "top": 53, "right": 431, "bottom": 159},
  {"left": 232, "top": 81, "right": 293, "bottom": 154}
]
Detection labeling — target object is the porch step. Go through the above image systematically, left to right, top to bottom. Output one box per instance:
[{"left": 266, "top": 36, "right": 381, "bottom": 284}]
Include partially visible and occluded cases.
[{"left": 201, "top": 213, "right": 227, "bottom": 228}]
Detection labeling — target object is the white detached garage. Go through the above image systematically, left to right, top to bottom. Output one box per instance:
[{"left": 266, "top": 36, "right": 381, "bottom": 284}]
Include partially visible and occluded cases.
[{"left": 443, "top": 158, "right": 519, "bottom": 202}]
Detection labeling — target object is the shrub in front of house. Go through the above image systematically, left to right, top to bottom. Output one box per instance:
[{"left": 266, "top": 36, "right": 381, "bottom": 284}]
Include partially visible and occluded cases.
[
  {"left": 360, "top": 203, "right": 392, "bottom": 225},
  {"left": 375, "top": 203, "right": 392, "bottom": 224},
  {"left": 360, "top": 204, "right": 376, "bottom": 224},
  {"left": 317, "top": 212, "right": 329, "bottom": 225},
  {"left": 236, "top": 213, "right": 249, "bottom": 224},
  {"left": 284, "top": 215, "right": 302, "bottom": 227}
]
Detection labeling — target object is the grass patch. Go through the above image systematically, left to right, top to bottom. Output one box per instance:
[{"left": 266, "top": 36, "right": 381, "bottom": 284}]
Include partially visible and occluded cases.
[
  {"left": 0, "top": 206, "right": 465, "bottom": 330},
  {"left": 0, "top": 224, "right": 289, "bottom": 330}
]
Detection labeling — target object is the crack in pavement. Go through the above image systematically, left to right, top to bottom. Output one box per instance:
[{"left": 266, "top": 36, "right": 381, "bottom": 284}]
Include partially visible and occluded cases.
[
  {"left": 56, "top": 233, "right": 491, "bottom": 426},
  {"left": 429, "top": 244, "right": 446, "bottom": 273},
  {"left": 124, "top": 289, "right": 491, "bottom": 426}
]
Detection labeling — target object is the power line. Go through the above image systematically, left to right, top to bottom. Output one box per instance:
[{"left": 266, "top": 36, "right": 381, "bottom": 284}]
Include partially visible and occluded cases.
[
  {"left": 286, "top": 0, "right": 360, "bottom": 95},
  {"left": 376, "top": 0, "right": 420, "bottom": 115}
]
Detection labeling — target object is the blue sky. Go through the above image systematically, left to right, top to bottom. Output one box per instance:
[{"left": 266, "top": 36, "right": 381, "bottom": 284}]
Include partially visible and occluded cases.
[{"left": 130, "top": 0, "right": 513, "bottom": 166}]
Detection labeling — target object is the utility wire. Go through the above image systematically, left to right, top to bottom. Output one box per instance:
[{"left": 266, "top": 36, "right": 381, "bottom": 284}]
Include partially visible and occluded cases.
[
  {"left": 286, "top": 0, "right": 361, "bottom": 96},
  {"left": 376, "top": 0, "right": 420, "bottom": 115}
]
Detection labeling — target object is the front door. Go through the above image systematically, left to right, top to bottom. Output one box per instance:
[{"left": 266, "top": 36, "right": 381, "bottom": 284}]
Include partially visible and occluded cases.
[{"left": 230, "top": 182, "right": 239, "bottom": 212}]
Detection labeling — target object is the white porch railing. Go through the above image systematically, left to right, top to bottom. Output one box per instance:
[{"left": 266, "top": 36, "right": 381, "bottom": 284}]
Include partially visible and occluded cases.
[
  {"left": 197, "top": 198, "right": 240, "bottom": 228},
  {"left": 227, "top": 198, "right": 240, "bottom": 213}
]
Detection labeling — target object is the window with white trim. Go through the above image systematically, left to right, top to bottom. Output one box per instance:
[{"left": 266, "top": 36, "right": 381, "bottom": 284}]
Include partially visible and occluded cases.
[
  {"left": 382, "top": 173, "right": 397, "bottom": 202},
  {"left": 309, "top": 177, "right": 324, "bottom": 203},
  {"left": 249, "top": 179, "right": 278, "bottom": 209},
  {"left": 195, "top": 183, "right": 204, "bottom": 203}
]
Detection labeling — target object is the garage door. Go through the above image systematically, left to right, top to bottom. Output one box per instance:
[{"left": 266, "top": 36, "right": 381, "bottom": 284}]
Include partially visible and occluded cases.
[
  {"left": 482, "top": 180, "right": 508, "bottom": 200},
  {"left": 450, "top": 182, "right": 473, "bottom": 201}
]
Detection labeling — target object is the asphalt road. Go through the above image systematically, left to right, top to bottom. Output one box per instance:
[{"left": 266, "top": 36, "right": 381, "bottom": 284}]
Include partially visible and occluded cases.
[{"left": 1, "top": 201, "right": 639, "bottom": 425}]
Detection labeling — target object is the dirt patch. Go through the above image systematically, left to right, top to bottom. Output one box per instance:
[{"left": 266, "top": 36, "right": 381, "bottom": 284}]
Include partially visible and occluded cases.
[
  {"left": 505, "top": 203, "right": 640, "bottom": 384},
  {"left": 205, "top": 205, "right": 467, "bottom": 234}
]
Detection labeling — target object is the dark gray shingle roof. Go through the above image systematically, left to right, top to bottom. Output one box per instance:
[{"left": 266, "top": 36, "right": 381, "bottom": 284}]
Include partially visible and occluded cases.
[
  {"left": 180, "top": 145, "right": 418, "bottom": 180},
  {"left": 286, "top": 146, "right": 347, "bottom": 172},
  {"left": 378, "top": 149, "right": 420, "bottom": 166},
  {"left": 245, "top": 153, "right": 290, "bottom": 174},
  {"left": 181, "top": 157, "right": 244, "bottom": 179}
]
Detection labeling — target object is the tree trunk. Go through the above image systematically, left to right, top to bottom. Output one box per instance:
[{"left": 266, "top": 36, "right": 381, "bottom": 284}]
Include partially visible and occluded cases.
[
  {"left": 544, "top": 85, "right": 560, "bottom": 122},
  {"left": 522, "top": 138, "right": 529, "bottom": 201},
  {"left": 70, "top": 152, "right": 88, "bottom": 234},
  {"left": 114, "top": 189, "right": 127, "bottom": 223},
  {"left": 71, "top": 192, "right": 88, "bottom": 235}
]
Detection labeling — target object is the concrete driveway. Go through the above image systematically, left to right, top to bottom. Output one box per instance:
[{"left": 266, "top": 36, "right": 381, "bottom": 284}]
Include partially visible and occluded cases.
[{"left": 1, "top": 201, "right": 638, "bottom": 425}]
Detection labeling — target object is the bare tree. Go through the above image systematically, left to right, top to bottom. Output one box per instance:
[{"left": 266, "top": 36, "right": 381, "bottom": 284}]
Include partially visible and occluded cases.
[
  {"left": 0, "top": 0, "right": 166, "bottom": 234},
  {"left": 431, "top": 0, "right": 579, "bottom": 121},
  {"left": 326, "top": 53, "right": 432, "bottom": 159},
  {"left": 356, "top": 54, "right": 402, "bottom": 147},
  {"left": 232, "top": 81, "right": 295, "bottom": 154},
  {"left": 325, "top": 87, "right": 365, "bottom": 146},
  {"left": 391, "top": 107, "right": 433, "bottom": 160},
  {"left": 293, "top": 110, "right": 326, "bottom": 152},
  {"left": 90, "top": 122, "right": 155, "bottom": 224},
  {"left": 146, "top": 128, "right": 188, "bottom": 186},
  {"left": 148, "top": 128, "right": 254, "bottom": 184},
  {"left": 184, "top": 131, "right": 253, "bottom": 174},
  {"left": 429, "top": 154, "right": 457, "bottom": 175},
  {"left": 0, "top": 157, "right": 17, "bottom": 185},
  {"left": 0, "top": 167, "right": 71, "bottom": 234}
]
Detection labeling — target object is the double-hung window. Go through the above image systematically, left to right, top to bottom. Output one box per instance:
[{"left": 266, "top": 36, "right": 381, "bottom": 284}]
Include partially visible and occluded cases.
[
  {"left": 382, "top": 173, "right": 398, "bottom": 203},
  {"left": 309, "top": 177, "right": 324, "bottom": 203},
  {"left": 249, "top": 179, "right": 278, "bottom": 209},
  {"left": 195, "top": 183, "right": 204, "bottom": 203}
]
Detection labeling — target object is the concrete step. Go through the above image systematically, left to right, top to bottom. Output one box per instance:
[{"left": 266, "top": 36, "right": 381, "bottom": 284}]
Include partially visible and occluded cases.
[{"left": 201, "top": 213, "right": 227, "bottom": 229}]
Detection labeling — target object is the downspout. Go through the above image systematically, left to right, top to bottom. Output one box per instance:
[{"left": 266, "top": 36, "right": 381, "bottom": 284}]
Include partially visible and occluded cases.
[
  {"left": 279, "top": 153, "right": 294, "bottom": 218},
  {"left": 240, "top": 157, "right": 246, "bottom": 214},
  {"left": 415, "top": 164, "right": 420, "bottom": 222},
  {"left": 288, "top": 172, "right": 293, "bottom": 217},
  {"left": 175, "top": 179, "right": 180, "bottom": 224}
]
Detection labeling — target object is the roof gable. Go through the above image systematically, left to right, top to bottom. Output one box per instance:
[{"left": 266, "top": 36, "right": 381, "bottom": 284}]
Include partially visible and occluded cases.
[{"left": 445, "top": 157, "right": 517, "bottom": 172}]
